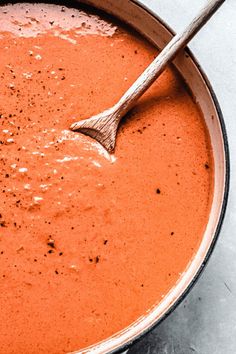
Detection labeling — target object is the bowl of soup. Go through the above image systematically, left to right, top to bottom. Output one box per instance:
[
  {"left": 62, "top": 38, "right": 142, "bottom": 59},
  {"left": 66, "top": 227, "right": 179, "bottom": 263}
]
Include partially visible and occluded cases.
[{"left": 0, "top": 1, "right": 229, "bottom": 353}]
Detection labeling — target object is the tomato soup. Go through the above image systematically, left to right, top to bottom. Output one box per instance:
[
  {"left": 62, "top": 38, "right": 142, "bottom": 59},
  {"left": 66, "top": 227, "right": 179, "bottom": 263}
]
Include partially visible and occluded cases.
[{"left": 0, "top": 3, "right": 214, "bottom": 353}]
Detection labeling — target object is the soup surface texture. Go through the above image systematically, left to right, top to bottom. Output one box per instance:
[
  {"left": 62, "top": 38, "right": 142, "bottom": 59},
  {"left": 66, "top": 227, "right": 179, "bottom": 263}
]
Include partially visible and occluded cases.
[{"left": 0, "top": 3, "right": 214, "bottom": 354}]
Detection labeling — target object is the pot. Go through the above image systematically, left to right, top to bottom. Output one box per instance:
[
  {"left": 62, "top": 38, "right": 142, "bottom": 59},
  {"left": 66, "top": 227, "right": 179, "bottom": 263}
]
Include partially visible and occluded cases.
[
  {"left": 2, "top": 0, "right": 228, "bottom": 353},
  {"left": 67, "top": 1, "right": 229, "bottom": 353}
]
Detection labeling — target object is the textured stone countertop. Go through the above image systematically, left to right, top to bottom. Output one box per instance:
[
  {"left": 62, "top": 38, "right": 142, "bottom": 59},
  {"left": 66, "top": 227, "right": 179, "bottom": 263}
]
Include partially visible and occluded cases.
[{"left": 127, "top": 1, "right": 236, "bottom": 353}]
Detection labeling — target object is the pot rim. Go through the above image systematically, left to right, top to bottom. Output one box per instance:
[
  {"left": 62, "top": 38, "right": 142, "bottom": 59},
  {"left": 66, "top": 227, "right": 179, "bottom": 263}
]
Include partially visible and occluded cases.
[
  {"left": 8, "top": 0, "right": 228, "bottom": 352},
  {"left": 47, "top": 0, "right": 230, "bottom": 352},
  {"left": 0, "top": 1, "right": 230, "bottom": 353},
  {"left": 64, "top": 1, "right": 230, "bottom": 353},
  {"left": 106, "top": 1, "right": 230, "bottom": 352}
]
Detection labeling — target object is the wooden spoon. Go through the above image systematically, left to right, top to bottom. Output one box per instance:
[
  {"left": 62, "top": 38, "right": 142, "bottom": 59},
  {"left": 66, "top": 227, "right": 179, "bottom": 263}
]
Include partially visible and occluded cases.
[{"left": 70, "top": 0, "right": 225, "bottom": 152}]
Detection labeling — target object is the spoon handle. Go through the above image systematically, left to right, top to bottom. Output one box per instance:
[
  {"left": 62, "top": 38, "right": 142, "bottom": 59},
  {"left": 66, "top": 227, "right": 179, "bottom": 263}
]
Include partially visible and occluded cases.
[{"left": 115, "top": 0, "right": 225, "bottom": 116}]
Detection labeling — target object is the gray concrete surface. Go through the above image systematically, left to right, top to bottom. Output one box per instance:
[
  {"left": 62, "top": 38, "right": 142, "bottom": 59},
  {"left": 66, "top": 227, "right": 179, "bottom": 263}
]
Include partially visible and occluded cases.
[{"left": 127, "top": 1, "right": 236, "bottom": 353}]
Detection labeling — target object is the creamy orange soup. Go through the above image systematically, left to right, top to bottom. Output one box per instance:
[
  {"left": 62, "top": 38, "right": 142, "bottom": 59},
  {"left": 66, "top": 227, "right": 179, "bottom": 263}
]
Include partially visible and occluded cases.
[{"left": 0, "top": 3, "right": 213, "bottom": 353}]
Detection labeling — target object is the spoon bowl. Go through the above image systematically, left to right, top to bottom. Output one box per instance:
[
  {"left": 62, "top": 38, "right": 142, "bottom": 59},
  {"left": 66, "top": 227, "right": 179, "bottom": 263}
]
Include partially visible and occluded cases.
[{"left": 70, "top": 106, "right": 119, "bottom": 152}]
